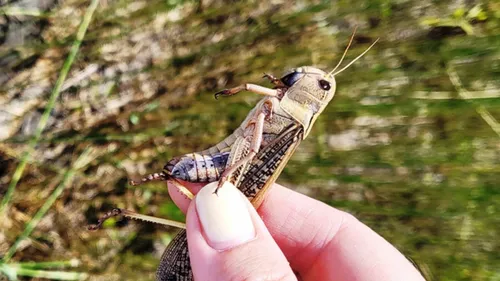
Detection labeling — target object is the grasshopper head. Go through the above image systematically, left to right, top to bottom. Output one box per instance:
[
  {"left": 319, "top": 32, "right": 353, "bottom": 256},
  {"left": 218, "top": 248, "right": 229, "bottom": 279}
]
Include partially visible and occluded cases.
[
  {"left": 277, "top": 31, "right": 378, "bottom": 138},
  {"left": 279, "top": 66, "right": 336, "bottom": 138}
]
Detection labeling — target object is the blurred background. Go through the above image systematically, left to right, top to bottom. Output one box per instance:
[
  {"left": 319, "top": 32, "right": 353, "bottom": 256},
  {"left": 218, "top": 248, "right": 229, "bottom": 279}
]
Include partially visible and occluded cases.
[{"left": 0, "top": 0, "right": 499, "bottom": 280}]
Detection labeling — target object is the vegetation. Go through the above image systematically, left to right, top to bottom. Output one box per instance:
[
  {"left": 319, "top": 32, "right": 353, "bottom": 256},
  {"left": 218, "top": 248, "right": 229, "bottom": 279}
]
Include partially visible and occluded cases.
[{"left": 0, "top": 0, "right": 499, "bottom": 280}]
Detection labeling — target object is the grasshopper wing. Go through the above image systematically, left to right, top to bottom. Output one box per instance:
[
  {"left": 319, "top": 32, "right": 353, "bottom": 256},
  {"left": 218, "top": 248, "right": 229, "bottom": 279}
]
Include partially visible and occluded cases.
[
  {"left": 237, "top": 123, "right": 304, "bottom": 207},
  {"left": 156, "top": 124, "right": 303, "bottom": 280},
  {"left": 156, "top": 230, "right": 193, "bottom": 281}
]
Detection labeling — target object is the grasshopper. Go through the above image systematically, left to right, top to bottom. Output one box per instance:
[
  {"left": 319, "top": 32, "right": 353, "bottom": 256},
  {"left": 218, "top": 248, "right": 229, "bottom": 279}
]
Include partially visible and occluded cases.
[{"left": 90, "top": 30, "right": 378, "bottom": 281}]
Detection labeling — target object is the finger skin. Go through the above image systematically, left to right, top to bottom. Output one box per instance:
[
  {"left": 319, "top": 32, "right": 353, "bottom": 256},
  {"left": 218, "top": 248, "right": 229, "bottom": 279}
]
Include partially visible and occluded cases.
[
  {"left": 167, "top": 180, "right": 204, "bottom": 212},
  {"left": 168, "top": 182, "right": 425, "bottom": 281},
  {"left": 259, "top": 186, "right": 425, "bottom": 281},
  {"left": 185, "top": 190, "right": 297, "bottom": 281}
]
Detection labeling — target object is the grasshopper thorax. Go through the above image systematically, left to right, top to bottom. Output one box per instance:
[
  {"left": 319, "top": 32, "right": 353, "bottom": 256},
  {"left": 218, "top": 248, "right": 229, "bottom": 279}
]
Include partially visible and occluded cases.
[{"left": 279, "top": 66, "right": 336, "bottom": 138}]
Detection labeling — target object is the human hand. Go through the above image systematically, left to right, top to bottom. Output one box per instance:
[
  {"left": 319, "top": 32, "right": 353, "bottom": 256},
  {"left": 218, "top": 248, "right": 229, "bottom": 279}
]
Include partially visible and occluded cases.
[{"left": 168, "top": 181, "right": 425, "bottom": 281}]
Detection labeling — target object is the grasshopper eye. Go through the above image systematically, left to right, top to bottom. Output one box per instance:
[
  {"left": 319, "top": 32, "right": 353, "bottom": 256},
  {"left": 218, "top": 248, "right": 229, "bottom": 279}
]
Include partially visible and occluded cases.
[
  {"left": 281, "top": 72, "right": 304, "bottom": 87},
  {"left": 319, "top": 79, "right": 331, "bottom": 90}
]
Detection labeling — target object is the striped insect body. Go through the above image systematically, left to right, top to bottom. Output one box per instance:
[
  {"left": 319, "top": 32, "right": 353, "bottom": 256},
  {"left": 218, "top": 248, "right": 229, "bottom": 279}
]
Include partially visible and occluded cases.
[{"left": 89, "top": 30, "right": 379, "bottom": 281}]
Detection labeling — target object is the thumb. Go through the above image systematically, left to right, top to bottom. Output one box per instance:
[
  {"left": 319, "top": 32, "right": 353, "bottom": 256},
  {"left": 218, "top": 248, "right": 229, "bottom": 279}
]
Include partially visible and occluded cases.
[{"left": 186, "top": 181, "right": 297, "bottom": 281}]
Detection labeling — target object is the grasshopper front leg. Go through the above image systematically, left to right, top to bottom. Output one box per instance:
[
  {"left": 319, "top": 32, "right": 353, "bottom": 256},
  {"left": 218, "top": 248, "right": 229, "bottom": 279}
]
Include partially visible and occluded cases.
[
  {"left": 262, "top": 73, "right": 285, "bottom": 87},
  {"left": 214, "top": 83, "right": 278, "bottom": 99},
  {"left": 215, "top": 100, "right": 273, "bottom": 192}
]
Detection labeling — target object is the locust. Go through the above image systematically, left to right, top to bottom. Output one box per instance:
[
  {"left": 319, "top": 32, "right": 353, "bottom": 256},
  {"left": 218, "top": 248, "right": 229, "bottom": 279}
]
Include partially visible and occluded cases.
[{"left": 89, "top": 30, "right": 378, "bottom": 281}]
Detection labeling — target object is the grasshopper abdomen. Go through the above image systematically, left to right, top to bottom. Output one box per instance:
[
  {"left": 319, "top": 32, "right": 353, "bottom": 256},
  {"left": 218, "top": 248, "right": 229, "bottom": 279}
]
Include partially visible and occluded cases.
[{"left": 164, "top": 152, "right": 230, "bottom": 182}]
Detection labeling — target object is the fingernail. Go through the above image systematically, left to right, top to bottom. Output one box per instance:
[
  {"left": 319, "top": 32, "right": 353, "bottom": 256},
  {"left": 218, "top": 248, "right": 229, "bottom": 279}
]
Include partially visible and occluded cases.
[{"left": 195, "top": 181, "right": 256, "bottom": 250}]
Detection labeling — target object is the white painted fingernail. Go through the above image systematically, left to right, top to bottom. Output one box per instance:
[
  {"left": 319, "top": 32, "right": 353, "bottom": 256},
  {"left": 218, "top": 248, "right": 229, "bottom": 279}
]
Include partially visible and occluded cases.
[{"left": 195, "top": 181, "right": 255, "bottom": 250}]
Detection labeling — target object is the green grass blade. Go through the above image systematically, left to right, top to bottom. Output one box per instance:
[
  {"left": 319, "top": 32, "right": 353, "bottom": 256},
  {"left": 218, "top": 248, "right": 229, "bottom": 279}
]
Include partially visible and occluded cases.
[
  {"left": 0, "top": 0, "right": 100, "bottom": 215},
  {"left": 0, "top": 6, "right": 48, "bottom": 17},
  {"left": 447, "top": 66, "right": 500, "bottom": 138},
  {"left": 2, "top": 148, "right": 94, "bottom": 263},
  {"left": 16, "top": 259, "right": 80, "bottom": 270},
  {"left": 1, "top": 261, "right": 87, "bottom": 280},
  {"left": 0, "top": 263, "right": 18, "bottom": 280},
  {"left": 15, "top": 268, "right": 87, "bottom": 280}
]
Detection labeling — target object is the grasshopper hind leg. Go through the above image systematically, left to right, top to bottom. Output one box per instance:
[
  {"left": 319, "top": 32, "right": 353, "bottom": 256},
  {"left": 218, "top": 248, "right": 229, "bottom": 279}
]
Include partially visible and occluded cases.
[
  {"left": 214, "top": 100, "right": 272, "bottom": 194},
  {"left": 129, "top": 171, "right": 168, "bottom": 186},
  {"left": 129, "top": 171, "right": 195, "bottom": 200},
  {"left": 89, "top": 177, "right": 194, "bottom": 230},
  {"left": 88, "top": 208, "right": 186, "bottom": 230}
]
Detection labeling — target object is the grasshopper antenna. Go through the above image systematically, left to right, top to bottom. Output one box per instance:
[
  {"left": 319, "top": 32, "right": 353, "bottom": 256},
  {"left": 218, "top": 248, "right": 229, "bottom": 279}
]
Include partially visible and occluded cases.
[
  {"left": 328, "top": 26, "right": 358, "bottom": 77},
  {"left": 331, "top": 38, "right": 379, "bottom": 76}
]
